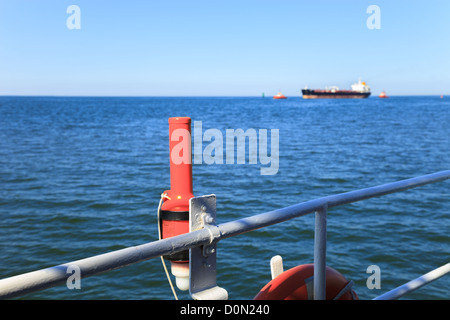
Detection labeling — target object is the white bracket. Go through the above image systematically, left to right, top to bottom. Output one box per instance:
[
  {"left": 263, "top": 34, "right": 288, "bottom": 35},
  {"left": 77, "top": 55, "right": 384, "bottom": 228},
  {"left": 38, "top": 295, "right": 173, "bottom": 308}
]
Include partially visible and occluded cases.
[{"left": 189, "top": 194, "right": 228, "bottom": 300}]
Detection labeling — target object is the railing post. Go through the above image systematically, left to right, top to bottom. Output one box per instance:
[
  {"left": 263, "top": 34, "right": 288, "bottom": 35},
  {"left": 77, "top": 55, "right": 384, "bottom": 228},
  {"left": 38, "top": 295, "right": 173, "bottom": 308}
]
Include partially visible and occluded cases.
[{"left": 314, "top": 205, "right": 327, "bottom": 300}]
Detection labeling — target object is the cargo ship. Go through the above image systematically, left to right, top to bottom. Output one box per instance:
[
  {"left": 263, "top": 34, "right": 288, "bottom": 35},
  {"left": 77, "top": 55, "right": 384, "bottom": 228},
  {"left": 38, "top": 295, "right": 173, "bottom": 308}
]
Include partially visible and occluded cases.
[{"left": 302, "top": 79, "right": 371, "bottom": 99}]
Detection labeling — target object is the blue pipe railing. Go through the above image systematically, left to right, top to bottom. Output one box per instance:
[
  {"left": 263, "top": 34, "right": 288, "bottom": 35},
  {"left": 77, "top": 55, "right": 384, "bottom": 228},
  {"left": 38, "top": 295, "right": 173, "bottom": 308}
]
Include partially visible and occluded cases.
[{"left": 0, "top": 170, "right": 449, "bottom": 299}]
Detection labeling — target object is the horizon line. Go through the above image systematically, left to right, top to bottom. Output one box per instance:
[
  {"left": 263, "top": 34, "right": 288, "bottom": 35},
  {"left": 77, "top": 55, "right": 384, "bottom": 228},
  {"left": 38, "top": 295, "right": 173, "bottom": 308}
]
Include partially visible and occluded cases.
[{"left": 0, "top": 94, "right": 447, "bottom": 98}]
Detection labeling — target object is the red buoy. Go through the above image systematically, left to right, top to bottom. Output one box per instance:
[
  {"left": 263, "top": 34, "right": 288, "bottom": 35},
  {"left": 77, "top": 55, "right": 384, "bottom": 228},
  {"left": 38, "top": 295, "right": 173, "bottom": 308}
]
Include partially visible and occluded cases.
[
  {"left": 379, "top": 91, "right": 389, "bottom": 98},
  {"left": 273, "top": 92, "right": 287, "bottom": 99},
  {"left": 159, "top": 117, "right": 194, "bottom": 291},
  {"left": 161, "top": 117, "right": 193, "bottom": 253},
  {"left": 254, "top": 264, "right": 358, "bottom": 300}
]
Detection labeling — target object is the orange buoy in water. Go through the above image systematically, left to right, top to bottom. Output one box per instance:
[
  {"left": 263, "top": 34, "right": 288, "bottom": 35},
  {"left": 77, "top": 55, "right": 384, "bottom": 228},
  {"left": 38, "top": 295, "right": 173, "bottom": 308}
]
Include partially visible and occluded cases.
[
  {"left": 379, "top": 91, "right": 388, "bottom": 98},
  {"left": 273, "top": 92, "right": 287, "bottom": 99},
  {"left": 253, "top": 264, "right": 358, "bottom": 300}
]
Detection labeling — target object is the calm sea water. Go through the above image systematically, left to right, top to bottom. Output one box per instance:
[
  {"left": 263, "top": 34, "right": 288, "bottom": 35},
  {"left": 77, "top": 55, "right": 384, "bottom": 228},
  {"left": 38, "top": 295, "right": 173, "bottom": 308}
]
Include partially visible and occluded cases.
[{"left": 0, "top": 96, "right": 448, "bottom": 300}]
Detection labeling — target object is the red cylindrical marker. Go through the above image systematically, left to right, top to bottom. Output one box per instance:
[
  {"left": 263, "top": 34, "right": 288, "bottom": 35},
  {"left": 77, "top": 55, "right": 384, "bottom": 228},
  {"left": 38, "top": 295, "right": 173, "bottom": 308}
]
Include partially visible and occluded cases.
[{"left": 159, "top": 117, "right": 194, "bottom": 291}]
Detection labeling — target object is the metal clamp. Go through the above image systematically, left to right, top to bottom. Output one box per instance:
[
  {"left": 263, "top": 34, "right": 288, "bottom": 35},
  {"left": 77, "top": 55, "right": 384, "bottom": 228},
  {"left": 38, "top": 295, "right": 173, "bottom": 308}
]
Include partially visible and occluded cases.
[{"left": 189, "top": 194, "right": 228, "bottom": 300}]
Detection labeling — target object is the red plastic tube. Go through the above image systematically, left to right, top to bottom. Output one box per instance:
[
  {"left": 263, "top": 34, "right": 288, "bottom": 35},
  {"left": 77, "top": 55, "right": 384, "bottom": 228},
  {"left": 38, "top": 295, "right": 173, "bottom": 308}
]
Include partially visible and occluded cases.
[{"left": 160, "top": 117, "right": 194, "bottom": 261}]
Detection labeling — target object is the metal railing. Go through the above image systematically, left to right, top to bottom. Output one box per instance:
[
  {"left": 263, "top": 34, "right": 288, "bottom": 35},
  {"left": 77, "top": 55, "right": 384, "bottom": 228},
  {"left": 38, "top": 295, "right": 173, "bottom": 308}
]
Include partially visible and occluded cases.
[{"left": 0, "top": 170, "right": 449, "bottom": 300}]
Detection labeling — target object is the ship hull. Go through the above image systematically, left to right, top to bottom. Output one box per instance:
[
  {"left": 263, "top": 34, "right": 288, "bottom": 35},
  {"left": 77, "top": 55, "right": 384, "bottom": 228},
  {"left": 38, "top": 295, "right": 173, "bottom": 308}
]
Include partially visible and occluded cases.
[{"left": 302, "top": 89, "right": 370, "bottom": 99}]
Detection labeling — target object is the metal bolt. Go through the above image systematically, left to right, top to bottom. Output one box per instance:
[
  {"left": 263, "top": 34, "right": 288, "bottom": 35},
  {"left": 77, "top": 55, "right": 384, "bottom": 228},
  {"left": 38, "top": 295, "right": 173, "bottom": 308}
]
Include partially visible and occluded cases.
[{"left": 204, "top": 215, "right": 215, "bottom": 224}]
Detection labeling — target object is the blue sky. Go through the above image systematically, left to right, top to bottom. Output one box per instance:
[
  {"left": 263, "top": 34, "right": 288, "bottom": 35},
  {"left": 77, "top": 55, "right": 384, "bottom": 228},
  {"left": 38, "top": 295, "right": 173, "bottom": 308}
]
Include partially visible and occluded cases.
[{"left": 0, "top": 0, "right": 449, "bottom": 96}]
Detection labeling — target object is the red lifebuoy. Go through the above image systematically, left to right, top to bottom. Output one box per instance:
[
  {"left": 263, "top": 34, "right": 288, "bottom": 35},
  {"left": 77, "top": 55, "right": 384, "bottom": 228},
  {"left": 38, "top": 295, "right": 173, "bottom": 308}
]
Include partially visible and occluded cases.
[{"left": 253, "top": 264, "right": 358, "bottom": 300}]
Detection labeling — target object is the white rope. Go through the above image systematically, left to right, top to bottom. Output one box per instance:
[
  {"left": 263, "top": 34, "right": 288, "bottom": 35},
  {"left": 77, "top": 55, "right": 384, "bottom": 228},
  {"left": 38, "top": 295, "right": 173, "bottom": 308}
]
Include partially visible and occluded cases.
[{"left": 157, "top": 193, "right": 178, "bottom": 300}]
